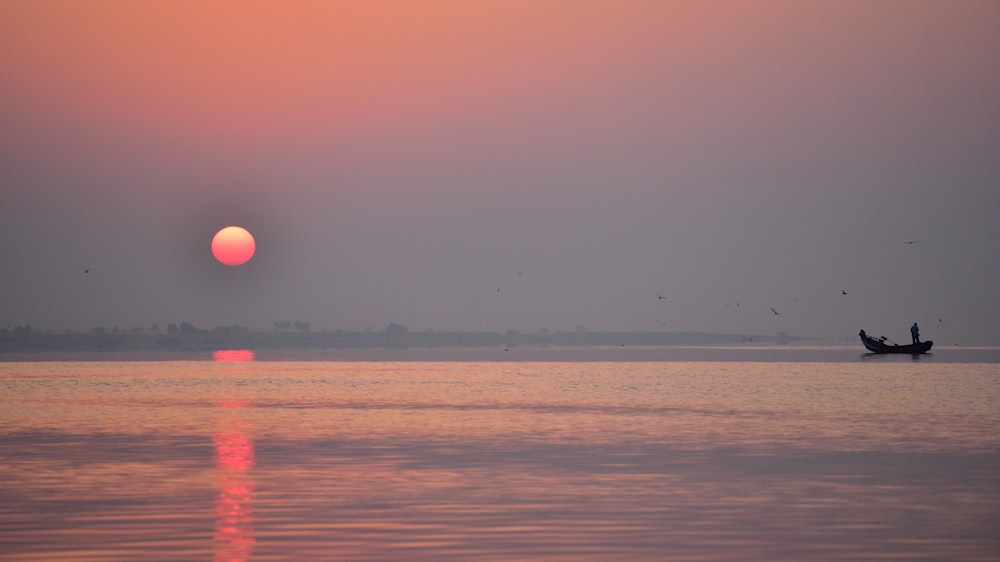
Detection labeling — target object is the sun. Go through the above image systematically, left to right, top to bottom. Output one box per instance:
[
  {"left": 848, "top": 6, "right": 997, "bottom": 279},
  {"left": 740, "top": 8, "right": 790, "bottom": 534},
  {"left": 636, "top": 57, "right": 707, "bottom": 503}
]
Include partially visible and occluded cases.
[{"left": 212, "top": 226, "right": 256, "bottom": 266}]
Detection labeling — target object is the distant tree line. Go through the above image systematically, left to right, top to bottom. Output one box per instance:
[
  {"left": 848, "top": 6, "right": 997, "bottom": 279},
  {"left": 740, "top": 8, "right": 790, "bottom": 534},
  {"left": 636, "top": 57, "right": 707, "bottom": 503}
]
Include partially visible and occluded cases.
[
  {"left": 3, "top": 321, "right": 300, "bottom": 336},
  {"left": 273, "top": 321, "right": 311, "bottom": 332}
]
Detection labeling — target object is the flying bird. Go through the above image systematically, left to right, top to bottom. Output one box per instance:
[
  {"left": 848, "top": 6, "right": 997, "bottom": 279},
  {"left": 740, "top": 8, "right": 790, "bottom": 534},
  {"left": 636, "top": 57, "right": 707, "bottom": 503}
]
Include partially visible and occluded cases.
[
  {"left": 903, "top": 240, "right": 916, "bottom": 244},
  {"left": 83, "top": 268, "right": 90, "bottom": 274},
  {"left": 841, "top": 289, "right": 848, "bottom": 295},
  {"left": 657, "top": 293, "right": 666, "bottom": 300},
  {"left": 770, "top": 307, "right": 782, "bottom": 316}
]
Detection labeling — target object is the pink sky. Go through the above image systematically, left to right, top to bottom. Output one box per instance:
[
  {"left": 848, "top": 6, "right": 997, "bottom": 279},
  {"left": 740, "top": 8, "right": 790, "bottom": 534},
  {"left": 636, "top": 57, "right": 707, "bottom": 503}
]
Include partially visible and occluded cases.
[
  {"left": 2, "top": 1, "right": 999, "bottom": 343},
  {"left": 9, "top": 2, "right": 988, "bottom": 160}
]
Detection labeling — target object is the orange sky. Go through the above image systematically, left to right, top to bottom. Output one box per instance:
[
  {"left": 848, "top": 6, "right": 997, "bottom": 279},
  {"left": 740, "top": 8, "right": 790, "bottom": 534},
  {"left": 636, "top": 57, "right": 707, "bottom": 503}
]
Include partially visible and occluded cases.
[
  {"left": 4, "top": 1, "right": 994, "bottom": 153},
  {"left": 5, "top": 1, "right": 995, "bottom": 157},
  {"left": 3, "top": 2, "right": 670, "bottom": 144},
  {"left": 0, "top": 4, "right": 904, "bottom": 137}
]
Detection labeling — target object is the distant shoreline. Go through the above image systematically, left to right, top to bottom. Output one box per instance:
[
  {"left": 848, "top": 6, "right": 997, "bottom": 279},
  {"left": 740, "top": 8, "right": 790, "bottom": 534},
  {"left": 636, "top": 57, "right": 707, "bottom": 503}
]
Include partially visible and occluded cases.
[
  {"left": 0, "top": 328, "right": 800, "bottom": 356},
  {"left": 3, "top": 333, "right": 999, "bottom": 363}
]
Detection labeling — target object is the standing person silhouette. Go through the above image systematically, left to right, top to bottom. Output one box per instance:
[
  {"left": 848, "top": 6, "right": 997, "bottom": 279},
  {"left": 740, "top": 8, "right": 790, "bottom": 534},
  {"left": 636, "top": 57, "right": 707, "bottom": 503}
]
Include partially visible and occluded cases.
[{"left": 910, "top": 322, "right": 920, "bottom": 344}]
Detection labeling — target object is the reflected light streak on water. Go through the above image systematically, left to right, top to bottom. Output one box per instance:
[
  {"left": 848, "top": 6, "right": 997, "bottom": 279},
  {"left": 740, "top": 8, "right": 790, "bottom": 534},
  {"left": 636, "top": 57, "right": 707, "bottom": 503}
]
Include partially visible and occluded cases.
[
  {"left": 213, "top": 350, "right": 256, "bottom": 363},
  {"left": 211, "top": 352, "right": 257, "bottom": 561},
  {"left": 0, "top": 355, "right": 998, "bottom": 561},
  {"left": 214, "top": 399, "right": 255, "bottom": 562}
]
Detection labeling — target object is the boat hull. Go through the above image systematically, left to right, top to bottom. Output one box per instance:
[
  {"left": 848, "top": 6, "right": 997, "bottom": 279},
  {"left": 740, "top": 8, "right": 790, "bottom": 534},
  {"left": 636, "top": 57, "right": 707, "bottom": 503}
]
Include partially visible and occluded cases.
[{"left": 859, "top": 331, "right": 933, "bottom": 354}]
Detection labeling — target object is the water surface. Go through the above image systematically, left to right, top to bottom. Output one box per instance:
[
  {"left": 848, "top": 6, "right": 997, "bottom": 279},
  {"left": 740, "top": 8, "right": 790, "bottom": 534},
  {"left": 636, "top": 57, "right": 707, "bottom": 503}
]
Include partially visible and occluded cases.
[{"left": 1, "top": 352, "right": 998, "bottom": 560}]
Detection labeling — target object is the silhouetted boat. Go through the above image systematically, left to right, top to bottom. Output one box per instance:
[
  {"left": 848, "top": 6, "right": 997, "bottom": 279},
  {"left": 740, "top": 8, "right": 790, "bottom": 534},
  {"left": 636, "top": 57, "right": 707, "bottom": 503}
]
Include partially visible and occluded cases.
[{"left": 858, "top": 330, "right": 932, "bottom": 354}]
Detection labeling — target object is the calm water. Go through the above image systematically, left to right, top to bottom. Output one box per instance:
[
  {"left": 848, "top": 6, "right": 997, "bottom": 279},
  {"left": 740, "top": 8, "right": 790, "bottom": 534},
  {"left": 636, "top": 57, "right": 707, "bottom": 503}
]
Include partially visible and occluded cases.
[{"left": 1, "top": 349, "right": 999, "bottom": 561}]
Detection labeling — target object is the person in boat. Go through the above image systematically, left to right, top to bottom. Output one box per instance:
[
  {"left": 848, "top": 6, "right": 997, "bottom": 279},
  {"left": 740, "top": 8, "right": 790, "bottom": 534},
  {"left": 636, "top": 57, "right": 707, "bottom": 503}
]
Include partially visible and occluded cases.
[{"left": 910, "top": 322, "right": 920, "bottom": 344}]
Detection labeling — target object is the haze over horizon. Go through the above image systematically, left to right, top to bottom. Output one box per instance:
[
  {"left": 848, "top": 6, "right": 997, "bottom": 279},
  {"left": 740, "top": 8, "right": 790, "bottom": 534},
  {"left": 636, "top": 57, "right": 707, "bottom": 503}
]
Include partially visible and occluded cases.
[{"left": 2, "top": 1, "right": 999, "bottom": 345}]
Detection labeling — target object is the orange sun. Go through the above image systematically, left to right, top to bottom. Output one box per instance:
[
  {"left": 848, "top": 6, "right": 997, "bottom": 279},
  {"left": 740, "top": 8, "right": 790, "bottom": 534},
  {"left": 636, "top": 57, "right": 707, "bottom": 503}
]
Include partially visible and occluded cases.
[{"left": 212, "top": 226, "right": 256, "bottom": 266}]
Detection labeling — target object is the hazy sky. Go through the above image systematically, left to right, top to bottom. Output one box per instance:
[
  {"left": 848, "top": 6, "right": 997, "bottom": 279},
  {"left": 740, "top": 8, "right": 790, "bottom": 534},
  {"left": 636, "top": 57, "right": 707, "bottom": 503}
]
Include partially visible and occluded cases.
[{"left": 2, "top": 1, "right": 998, "bottom": 344}]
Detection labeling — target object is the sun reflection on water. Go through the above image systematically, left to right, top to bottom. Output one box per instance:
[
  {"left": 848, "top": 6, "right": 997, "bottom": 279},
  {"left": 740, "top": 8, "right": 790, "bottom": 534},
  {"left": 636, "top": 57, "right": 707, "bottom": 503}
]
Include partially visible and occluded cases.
[
  {"left": 211, "top": 349, "right": 256, "bottom": 561},
  {"left": 213, "top": 349, "right": 256, "bottom": 362},
  {"left": 213, "top": 399, "right": 255, "bottom": 560}
]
